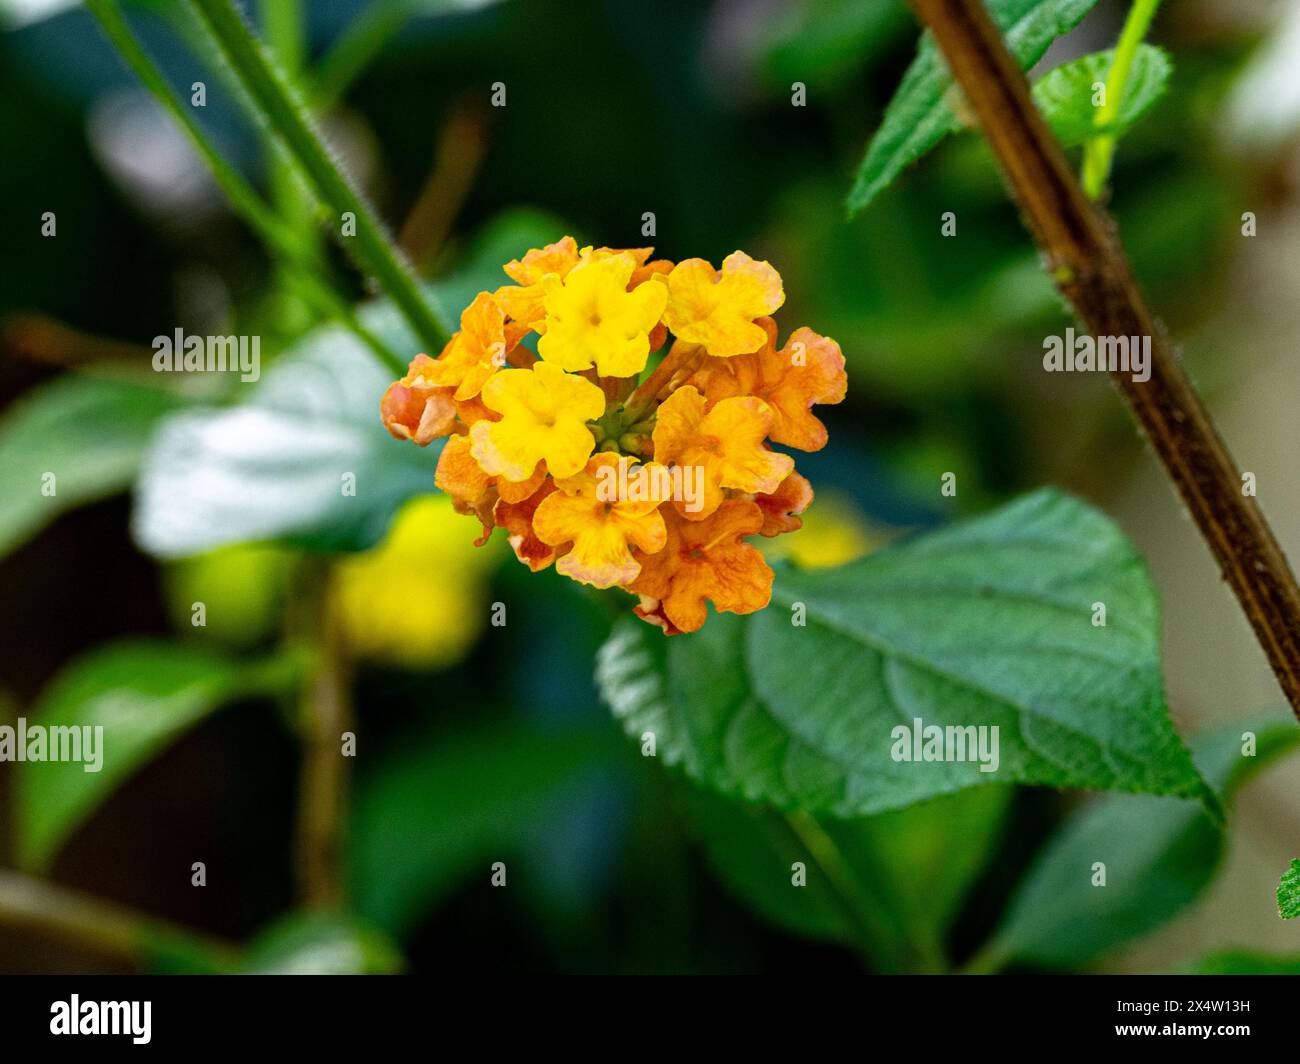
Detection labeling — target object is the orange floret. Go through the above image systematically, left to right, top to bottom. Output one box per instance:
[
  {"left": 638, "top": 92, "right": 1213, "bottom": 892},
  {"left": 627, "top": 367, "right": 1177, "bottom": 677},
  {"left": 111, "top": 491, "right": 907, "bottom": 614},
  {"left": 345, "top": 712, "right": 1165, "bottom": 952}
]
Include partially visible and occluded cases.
[
  {"left": 662, "top": 251, "right": 784, "bottom": 357},
  {"left": 687, "top": 317, "right": 846, "bottom": 451},
  {"left": 652, "top": 385, "right": 793, "bottom": 519},
  {"left": 533, "top": 454, "right": 668, "bottom": 589},
  {"left": 630, "top": 499, "right": 773, "bottom": 634}
]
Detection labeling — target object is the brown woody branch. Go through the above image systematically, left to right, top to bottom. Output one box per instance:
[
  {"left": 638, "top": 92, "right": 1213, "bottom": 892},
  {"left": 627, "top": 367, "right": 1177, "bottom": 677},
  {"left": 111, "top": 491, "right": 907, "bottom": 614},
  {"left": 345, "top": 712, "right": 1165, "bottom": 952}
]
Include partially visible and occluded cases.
[{"left": 910, "top": 0, "right": 1300, "bottom": 721}]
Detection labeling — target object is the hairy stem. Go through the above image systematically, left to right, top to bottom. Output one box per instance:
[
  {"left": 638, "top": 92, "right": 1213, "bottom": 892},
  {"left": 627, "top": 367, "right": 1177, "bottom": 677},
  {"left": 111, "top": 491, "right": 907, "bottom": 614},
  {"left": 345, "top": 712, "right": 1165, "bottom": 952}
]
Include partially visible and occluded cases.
[
  {"left": 86, "top": 0, "right": 406, "bottom": 374},
  {"left": 189, "top": 0, "right": 449, "bottom": 355},
  {"left": 261, "top": 0, "right": 323, "bottom": 336},
  {"left": 909, "top": 0, "right": 1300, "bottom": 721},
  {"left": 1081, "top": 0, "right": 1163, "bottom": 198}
]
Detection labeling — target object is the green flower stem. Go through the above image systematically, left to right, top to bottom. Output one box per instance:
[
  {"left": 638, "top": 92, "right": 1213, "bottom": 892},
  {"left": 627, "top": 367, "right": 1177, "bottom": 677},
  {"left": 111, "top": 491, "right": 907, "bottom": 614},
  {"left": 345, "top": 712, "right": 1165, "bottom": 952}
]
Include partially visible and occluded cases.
[
  {"left": 86, "top": 0, "right": 407, "bottom": 375},
  {"left": 188, "top": 0, "right": 450, "bottom": 355},
  {"left": 261, "top": 0, "right": 323, "bottom": 336},
  {"left": 1081, "top": 0, "right": 1163, "bottom": 199},
  {"left": 290, "top": 559, "right": 353, "bottom": 910},
  {"left": 784, "top": 811, "right": 946, "bottom": 974}
]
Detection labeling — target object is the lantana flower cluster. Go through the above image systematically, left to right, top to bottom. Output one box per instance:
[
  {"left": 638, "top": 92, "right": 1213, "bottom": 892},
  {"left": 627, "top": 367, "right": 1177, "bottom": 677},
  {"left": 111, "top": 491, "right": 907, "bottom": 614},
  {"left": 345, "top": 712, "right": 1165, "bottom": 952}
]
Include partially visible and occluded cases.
[{"left": 381, "top": 237, "right": 847, "bottom": 634}]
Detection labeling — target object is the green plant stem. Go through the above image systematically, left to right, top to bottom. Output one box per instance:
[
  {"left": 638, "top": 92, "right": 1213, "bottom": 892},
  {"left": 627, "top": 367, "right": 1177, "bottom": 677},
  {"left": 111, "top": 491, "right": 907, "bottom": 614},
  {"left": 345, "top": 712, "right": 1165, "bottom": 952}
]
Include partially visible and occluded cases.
[
  {"left": 86, "top": 0, "right": 406, "bottom": 375},
  {"left": 188, "top": 0, "right": 449, "bottom": 355},
  {"left": 261, "top": 0, "right": 322, "bottom": 336},
  {"left": 1080, "top": 0, "right": 1162, "bottom": 198},
  {"left": 292, "top": 560, "right": 353, "bottom": 911},
  {"left": 784, "top": 811, "right": 945, "bottom": 973},
  {"left": 0, "top": 868, "right": 238, "bottom": 969}
]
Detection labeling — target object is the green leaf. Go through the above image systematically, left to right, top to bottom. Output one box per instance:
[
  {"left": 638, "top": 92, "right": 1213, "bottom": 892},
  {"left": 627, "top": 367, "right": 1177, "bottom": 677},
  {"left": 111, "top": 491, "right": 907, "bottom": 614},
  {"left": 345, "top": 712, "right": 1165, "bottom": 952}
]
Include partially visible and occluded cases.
[
  {"left": 758, "top": 0, "right": 910, "bottom": 94},
  {"left": 846, "top": 0, "right": 1101, "bottom": 215},
  {"left": 1032, "top": 45, "right": 1171, "bottom": 148},
  {"left": 131, "top": 208, "right": 568, "bottom": 558},
  {"left": 131, "top": 329, "right": 434, "bottom": 557},
  {"left": 0, "top": 374, "right": 186, "bottom": 559},
  {"left": 598, "top": 489, "right": 1209, "bottom": 817},
  {"left": 15, "top": 641, "right": 300, "bottom": 872},
  {"left": 983, "top": 717, "right": 1300, "bottom": 970},
  {"left": 351, "top": 722, "right": 611, "bottom": 935},
  {"left": 682, "top": 783, "right": 1009, "bottom": 970},
  {"left": 1279, "top": 858, "right": 1300, "bottom": 920},
  {"left": 239, "top": 913, "right": 404, "bottom": 974},
  {"left": 1188, "top": 950, "right": 1300, "bottom": 975}
]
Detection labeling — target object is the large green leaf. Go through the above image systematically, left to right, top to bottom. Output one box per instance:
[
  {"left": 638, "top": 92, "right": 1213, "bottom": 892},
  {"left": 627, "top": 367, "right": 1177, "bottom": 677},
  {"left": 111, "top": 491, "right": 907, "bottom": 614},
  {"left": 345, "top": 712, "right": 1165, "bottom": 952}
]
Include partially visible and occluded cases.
[
  {"left": 846, "top": 0, "right": 1100, "bottom": 215},
  {"left": 1033, "top": 45, "right": 1172, "bottom": 148},
  {"left": 131, "top": 208, "right": 567, "bottom": 558},
  {"left": 0, "top": 373, "right": 187, "bottom": 559},
  {"left": 598, "top": 489, "right": 1209, "bottom": 817},
  {"left": 15, "top": 641, "right": 300, "bottom": 872},
  {"left": 984, "top": 717, "right": 1300, "bottom": 970},
  {"left": 351, "top": 721, "right": 611, "bottom": 935},
  {"left": 682, "top": 783, "right": 1009, "bottom": 970}
]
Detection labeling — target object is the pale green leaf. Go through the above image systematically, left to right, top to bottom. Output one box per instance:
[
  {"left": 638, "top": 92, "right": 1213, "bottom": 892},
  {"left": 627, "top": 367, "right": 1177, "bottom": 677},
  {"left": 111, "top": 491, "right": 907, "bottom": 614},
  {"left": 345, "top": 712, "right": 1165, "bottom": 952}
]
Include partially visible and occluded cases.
[
  {"left": 1033, "top": 44, "right": 1171, "bottom": 147},
  {"left": 130, "top": 331, "right": 433, "bottom": 557},
  {"left": 239, "top": 913, "right": 404, "bottom": 974}
]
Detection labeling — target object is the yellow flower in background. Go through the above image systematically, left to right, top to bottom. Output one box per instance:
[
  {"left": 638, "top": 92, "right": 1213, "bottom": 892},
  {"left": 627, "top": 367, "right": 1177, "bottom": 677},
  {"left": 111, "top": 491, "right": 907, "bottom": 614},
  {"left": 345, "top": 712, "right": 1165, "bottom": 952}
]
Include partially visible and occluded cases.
[
  {"left": 537, "top": 251, "right": 668, "bottom": 376},
  {"left": 662, "top": 251, "right": 785, "bottom": 357},
  {"left": 470, "top": 361, "right": 605, "bottom": 481},
  {"left": 333, "top": 495, "right": 500, "bottom": 669}
]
